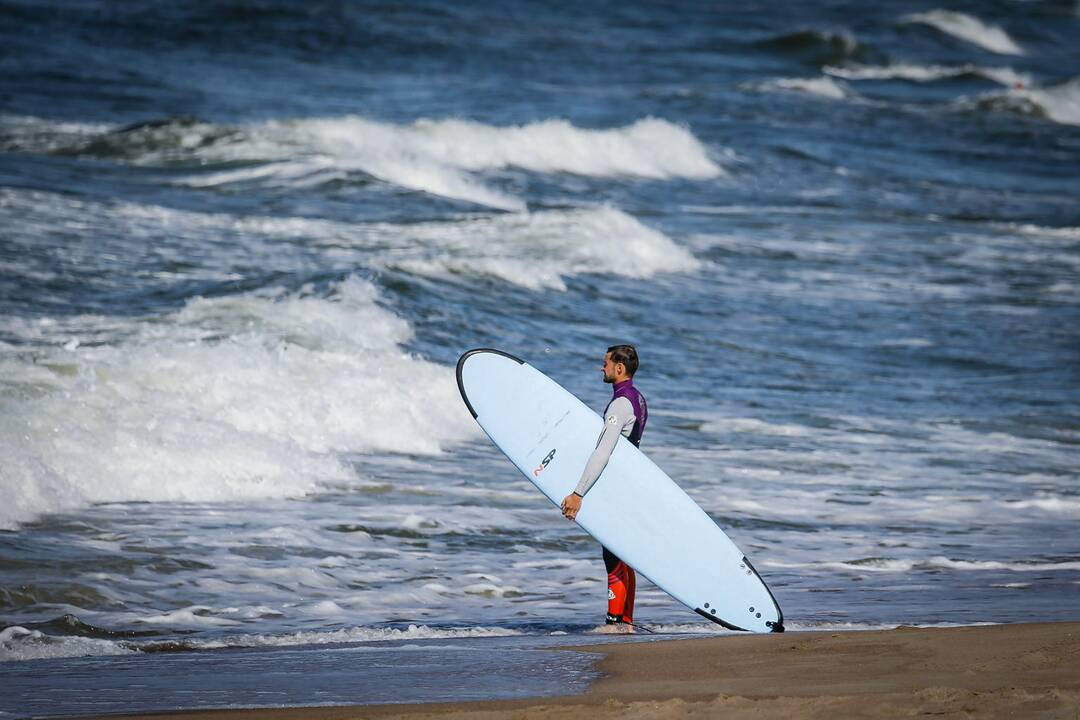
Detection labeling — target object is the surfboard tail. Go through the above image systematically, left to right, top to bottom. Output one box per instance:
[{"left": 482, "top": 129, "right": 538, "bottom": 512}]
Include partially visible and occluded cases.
[
  {"left": 692, "top": 555, "right": 784, "bottom": 633},
  {"left": 745, "top": 555, "right": 785, "bottom": 632}
]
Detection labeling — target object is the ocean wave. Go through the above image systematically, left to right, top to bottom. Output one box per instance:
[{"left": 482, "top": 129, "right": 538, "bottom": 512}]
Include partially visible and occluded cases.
[
  {"left": 901, "top": 10, "right": 1024, "bottom": 56},
  {"left": 751, "top": 28, "right": 881, "bottom": 66},
  {"left": 824, "top": 63, "right": 1030, "bottom": 87},
  {"left": 754, "top": 76, "right": 851, "bottom": 100},
  {"left": 958, "top": 77, "right": 1080, "bottom": 126},
  {"left": 2, "top": 115, "right": 724, "bottom": 211},
  {"left": 210, "top": 115, "right": 726, "bottom": 210},
  {"left": 0, "top": 116, "right": 113, "bottom": 160},
  {"left": 0, "top": 188, "right": 698, "bottom": 299},
  {"left": 0, "top": 197, "right": 698, "bottom": 528},
  {"left": 386, "top": 206, "right": 701, "bottom": 291},
  {"left": 991, "top": 222, "right": 1080, "bottom": 240},
  {"left": 0, "top": 275, "right": 477, "bottom": 530},
  {"left": 700, "top": 416, "right": 814, "bottom": 437},
  {"left": 1005, "top": 497, "right": 1080, "bottom": 516},
  {"left": 767, "top": 557, "right": 1080, "bottom": 574},
  {"left": 926, "top": 557, "right": 1080, "bottom": 572},
  {"left": 0, "top": 621, "right": 523, "bottom": 662},
  {"left": 193, "top": 624, "right": 525, "bottom": 650},
  {"left": 0, "top": 625, "right": 135, "bottom": 662}
]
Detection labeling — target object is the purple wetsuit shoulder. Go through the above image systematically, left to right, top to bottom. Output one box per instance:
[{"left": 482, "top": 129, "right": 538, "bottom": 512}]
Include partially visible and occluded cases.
[{"left": 609, "top": 379, "right": 647, "bottom": 446}]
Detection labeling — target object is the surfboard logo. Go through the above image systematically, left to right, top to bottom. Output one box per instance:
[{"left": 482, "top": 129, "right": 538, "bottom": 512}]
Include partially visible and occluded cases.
[{"left": 533, "top": 448, "right": 556, "bottom": 476}]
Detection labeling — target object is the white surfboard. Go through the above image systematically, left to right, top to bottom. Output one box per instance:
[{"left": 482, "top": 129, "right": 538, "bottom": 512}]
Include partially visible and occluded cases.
[{"left": 456, "top": 348, "right": 784, "bottom": 633}]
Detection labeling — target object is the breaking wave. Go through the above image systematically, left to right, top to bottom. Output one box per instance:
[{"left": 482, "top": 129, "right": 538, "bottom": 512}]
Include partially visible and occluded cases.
[
  {"left": 901, "top": 10, "right": 1024, "bottom": 56},
  {"left": 755, "top": 76, "right": 852, "bottom": 100},
  {"left": 959, "top": 77, "right": 1080, "bottom": 126},
  {"left": 1, "top": 114, "right": 725, "bottom": 211},
  {"left": 0, "top": 187, "right": 699, "bottom": 303},
  {"left": 0, "top": 275, "right": 477, "bottom": 530},
  {"left": 0, "top": 619, "right": 523, "bottom": 662}
]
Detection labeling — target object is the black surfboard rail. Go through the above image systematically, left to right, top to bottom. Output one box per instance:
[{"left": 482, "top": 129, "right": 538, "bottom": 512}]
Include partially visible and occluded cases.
[
  {"left": 456, "top": 348, "right": 525, "bottom": 420},
  {"left": 693, "top": 556, "right": 785, "bottom": 632}
]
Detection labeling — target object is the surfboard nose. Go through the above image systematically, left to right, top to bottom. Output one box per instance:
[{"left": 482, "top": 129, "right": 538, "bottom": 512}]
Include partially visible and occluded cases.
[{"left": 456, "top": 348, "right": 525, "bottom": 419}]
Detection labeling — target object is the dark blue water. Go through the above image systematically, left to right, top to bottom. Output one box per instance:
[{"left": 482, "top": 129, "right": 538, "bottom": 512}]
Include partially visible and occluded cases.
[{"left": 1, "top": 0, "right": 1078, "bottom": 715}]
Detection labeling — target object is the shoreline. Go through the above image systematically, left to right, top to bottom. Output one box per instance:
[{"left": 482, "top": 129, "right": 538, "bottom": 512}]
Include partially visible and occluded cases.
[{"left": 71, "top": 621, "right": 1080, "bottom": 720}]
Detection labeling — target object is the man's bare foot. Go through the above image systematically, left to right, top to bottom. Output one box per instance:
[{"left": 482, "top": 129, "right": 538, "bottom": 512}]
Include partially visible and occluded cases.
[{"left": 591, "top": 622, "right": 635, "bottom": 634}]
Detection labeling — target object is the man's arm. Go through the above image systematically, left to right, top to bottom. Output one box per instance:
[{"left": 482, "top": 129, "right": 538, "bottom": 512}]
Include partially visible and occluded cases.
[{"left": 561, "top": 396, "right": 635, "bottom": 520}]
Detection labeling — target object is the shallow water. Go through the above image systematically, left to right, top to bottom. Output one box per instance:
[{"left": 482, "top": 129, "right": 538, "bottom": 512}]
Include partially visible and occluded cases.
[
  {"left": 1, "top": 0, "right": 1078, "bottom": 710},
  {"left": 0, "top": 635, "right": 608, "bottom": 718}
]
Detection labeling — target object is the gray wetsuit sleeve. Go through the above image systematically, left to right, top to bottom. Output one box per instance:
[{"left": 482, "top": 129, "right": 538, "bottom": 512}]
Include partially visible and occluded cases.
[{"left": 573, "top": 396, "right": 636, "bottom": 497}]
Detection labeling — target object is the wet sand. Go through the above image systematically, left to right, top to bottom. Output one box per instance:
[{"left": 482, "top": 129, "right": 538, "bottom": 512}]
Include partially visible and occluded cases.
[{"left": 82, "top": 622, "right": 1080, "bottom": 719}]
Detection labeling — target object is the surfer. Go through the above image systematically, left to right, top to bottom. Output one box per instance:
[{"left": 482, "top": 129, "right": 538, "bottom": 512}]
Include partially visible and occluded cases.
[{"left": 561, "top": 344, "right": 648, "bottom": 629}]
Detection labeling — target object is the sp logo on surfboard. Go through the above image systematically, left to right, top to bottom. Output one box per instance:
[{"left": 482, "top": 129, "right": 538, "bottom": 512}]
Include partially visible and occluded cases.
[{"left": 533, "top": 448, "right": 556, "bottom": 477}]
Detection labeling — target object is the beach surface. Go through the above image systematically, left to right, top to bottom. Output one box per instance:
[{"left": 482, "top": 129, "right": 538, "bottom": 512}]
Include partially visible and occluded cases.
[{"left": 82, "top": 622, "right": 1080, "bottom": 720}]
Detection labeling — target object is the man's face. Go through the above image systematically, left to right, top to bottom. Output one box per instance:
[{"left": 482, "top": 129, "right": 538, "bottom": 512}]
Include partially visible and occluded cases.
[{"left": 601, "top": 352, "right": 620, "bottom": 384}]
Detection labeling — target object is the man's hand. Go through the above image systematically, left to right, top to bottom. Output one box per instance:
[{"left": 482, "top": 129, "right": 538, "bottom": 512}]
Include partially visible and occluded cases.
[{"left": 561, "top": 493, "right": 582, "bottom": 521}]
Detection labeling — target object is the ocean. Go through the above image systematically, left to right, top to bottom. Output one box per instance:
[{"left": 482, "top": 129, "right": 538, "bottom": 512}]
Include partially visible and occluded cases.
[{"left": 1, "top": 0, "right": 1078, "bottom": 715}]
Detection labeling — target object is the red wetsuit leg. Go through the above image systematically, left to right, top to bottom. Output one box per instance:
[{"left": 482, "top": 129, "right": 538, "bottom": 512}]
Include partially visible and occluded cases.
[{"left": 603, "top": 546, "right": 636, "bottom": 624}]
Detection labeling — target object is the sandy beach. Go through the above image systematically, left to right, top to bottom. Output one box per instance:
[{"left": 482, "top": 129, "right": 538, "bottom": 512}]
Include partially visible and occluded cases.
[{"left": 80, "top": 622, "right": 1080, "bottom": 720}]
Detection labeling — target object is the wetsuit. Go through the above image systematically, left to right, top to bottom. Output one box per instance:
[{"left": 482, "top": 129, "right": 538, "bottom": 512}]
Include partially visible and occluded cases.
[{"left": 573, "top": 379, "right": 647, "bottom": 624}]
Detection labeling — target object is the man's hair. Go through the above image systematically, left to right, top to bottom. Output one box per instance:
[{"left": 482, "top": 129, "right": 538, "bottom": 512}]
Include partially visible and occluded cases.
[{"left": 607, "top": 344, "right": 639, "bottom": 377}]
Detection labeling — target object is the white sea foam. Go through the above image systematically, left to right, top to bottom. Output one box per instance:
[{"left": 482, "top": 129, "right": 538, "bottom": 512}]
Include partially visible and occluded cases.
[
  {"left": 902, "top": 10, "right": 1024, "bottom": 55},
  {"left": 757, "top": 76, "right": 851, "bottom": 100},
  {"left": 954, "top": 77, "right": 1080, "bottom": 126},
  {"left": 1015, "top": 77, "right": 1080, "bottom": 125},
  {"left": 0, "top": 114, "right": 116, "bottom": 152},
  {"left": 4, "top": 114, "right": 724, "bottom": 210},
  {"left": 172, "top": 116, "right": 724, "bottom": 210},
  {"left": 1, "top": 187, "right": 698, "bottom": 302},
  {"left": 388, "top": 206, "right": 701, "bottom": 291},
  {"left": 994, "top": 222, "right": 1080, "bottom": 240},
  {"left": 0, "top": 276, "right": 478, "bottom": 529},
  {"left": 877, "top": 337, "right": 934, "bottom": 348},
  {"left": 700, "top": 417, "right": 814, "bottom": 437},
  {"left": 766, "top": 557, "right": 1080, "bottom": 573},
  {"left": 927, "top": 557, "right": 1080, "bottom": 572},
  {"left": 135, "top": 609, "right": 242, "bottom": 627},
  {"left": 623, "top": 620, "right": 976, "bottom": 634},
  {"left": 0, "top": 623, "right": 525, "bottom": 662},
  {"left": 191, "top": 624, "right": 524, "bottom": 650},
  {"left": 0, "top": 626, "right": 135, "bottom": 662}
]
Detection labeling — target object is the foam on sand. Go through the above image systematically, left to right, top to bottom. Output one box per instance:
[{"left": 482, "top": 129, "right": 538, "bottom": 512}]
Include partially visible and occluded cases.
[{"left": 902, "top": 10, "right": 1024, "bottom": 55}]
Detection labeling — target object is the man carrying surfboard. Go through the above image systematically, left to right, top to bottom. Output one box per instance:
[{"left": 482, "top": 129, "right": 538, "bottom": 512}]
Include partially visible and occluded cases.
[{"left": 561, "top": 344, "right": 647, "bottom": 629}]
